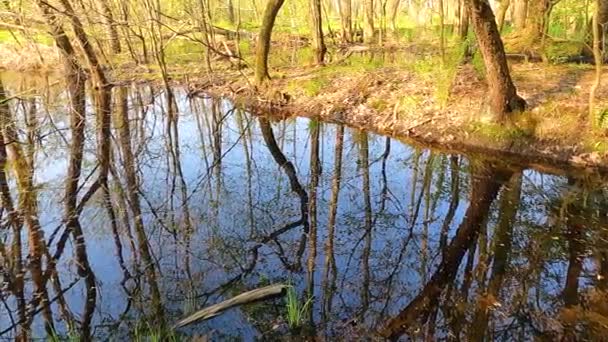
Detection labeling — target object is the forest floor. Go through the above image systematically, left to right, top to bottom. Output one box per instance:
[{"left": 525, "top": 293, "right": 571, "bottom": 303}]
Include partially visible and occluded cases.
[{"left": 177, "top": 47, "right": 608, "bottom": 174}]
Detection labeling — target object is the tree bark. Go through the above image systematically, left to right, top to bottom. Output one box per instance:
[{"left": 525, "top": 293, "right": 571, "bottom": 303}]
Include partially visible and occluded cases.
[
  {"left": 99, "top": 0, "right": 121, "bottom": 53},
  {"left": 254, "top": 0, "right": 285, "bottom": 84},
  {"left": 310, "top": 0, "right": 326, "bottom": 64},
  {"left": 340, "top": 0, "right": 353, "bottom": 42},
  {"left": 363, "top": 0, "right": 375, "bottom": 43},
  {"left": 389, "top": 0, "right": 400, "bottom": 33},
  {"left": 458, "top": 0, "right": 470, "bottom": 40},
  {"left": 467, "top": 0, "right": 526, "bottom": 120},
  {"left": 496, "top": 0, "right": 511, "bottom": 32},
  {"left": 513, "top": 0, "right": 527, "bottom": 30},
  {"left": 522, "top": 0, "right": 551, "bottom": 41},
  {"left": 597, "top": 0, "right": 608, "bottom": 54}
]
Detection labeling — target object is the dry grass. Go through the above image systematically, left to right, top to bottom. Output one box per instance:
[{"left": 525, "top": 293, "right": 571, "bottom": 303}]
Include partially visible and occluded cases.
[{"left": 0, "top": 43, "right": 59, "bottom": 71}]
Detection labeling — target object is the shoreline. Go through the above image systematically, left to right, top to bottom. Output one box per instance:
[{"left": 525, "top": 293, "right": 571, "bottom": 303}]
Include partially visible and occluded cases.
[{"left": 191, "top": 61, "right": 608, "bottom": 176}]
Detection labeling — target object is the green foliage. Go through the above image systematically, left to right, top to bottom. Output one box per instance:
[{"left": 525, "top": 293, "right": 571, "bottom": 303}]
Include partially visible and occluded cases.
[
  {"left": 0, "top": 29, "right": 53, "bottom": 46},
  {"left": 544, "top": 41, "right": 585, "bottom": 63},
  {"left": 471, "top": 50, "right": 486, "bottom": 78},
  {"left": 287, "top": 75, "right": 329, "bottom": 96},
  {"left": 597, "top": 108, "right": 608, "bottom": 129},
  {"left": 468, "top": 119, "right": 533, "bottom": 142},
  {"left": 284, "top": 286, "right": 312, "bottom": 330},
  {"left": 132, "top": 322, "right": 179, "bottom": 342},
  {"left": 47, "top": 327, "right": 79, "bottom": 342}
]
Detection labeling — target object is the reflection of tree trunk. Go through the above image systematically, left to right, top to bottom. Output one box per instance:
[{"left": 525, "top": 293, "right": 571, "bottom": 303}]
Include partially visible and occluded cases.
[
  {"left": 59, "top": 51, "right": 97, "bottom": 339},
  {"left": 0, "top": 80, "right": 28, "bottom": 341},
  {"left": 0, "top": 81, "right": 54, "bottom": 335},
  {"left": 116, "top": 86, "right": 164, "bottom": 323},
  {"left": 259, "top": 118, "right": 309, "bottom": 269},
  {"left": 306, "top": 120, "right": 321, "bottom": 329},
  {"left": 321, "top": 125, "right": 344, "bottom": 326},
  {"left": 359, "top": 132, "right": 373, "bottom": 319},
  {"left": 420, "top": 153, "right": 435, "bottom": 282},
  {"left": 440, "top": 156, "right": 460, "bottom": 253},
  {"left": 380, "top": 164, "right": 510, "bottom": 340},
  {"left": 470, "top": 172, "right": 522, "bottom": 341},
  {"left": 561, "top": 196, "right": 585, "bottom": 341},
  {"left": 564, "top": 223, "right": 584, "bottom": 307}
]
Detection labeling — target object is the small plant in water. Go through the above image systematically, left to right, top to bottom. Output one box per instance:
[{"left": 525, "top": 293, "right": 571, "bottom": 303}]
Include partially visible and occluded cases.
[
  {"left": 285, "top": 286, "right": 313, "bottom": 330},
  {"left": 132, "top": 321, "right": 179, "bottom": 342},
  {"left": 47, "top": 328, "right": 79, "bottom": 342}
]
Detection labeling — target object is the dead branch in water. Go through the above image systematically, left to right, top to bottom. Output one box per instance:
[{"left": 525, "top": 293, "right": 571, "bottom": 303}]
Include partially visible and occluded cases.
[{"left": 174, "top": 284, "right": 288, "bottom": 328}]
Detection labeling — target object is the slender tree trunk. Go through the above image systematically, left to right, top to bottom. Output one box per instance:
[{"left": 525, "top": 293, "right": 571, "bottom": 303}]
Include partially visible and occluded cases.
[
  {"left": 55, "top": 0, "right": 107, "bottom": 87},
  {"left": 99, "top": 0, "right": 121, "bottom": 53},
  {"left": 227, "top": 0, "right": 236, "bottom": 23},
  {"left": 254, "top": 0, "right": 285, "bottom": 84},
  {"left": 310, "top": 0, "right": 327, "bottom": 64},
  {"left": 340, "top": 0, "right": 353, "bottom": 42},
  {"left": 341, "top": 0, "right": 353, "bottom": 41},
  {"left": 363, "top": 0, "right": 374, "bottom": 43},
  {"left": 389, "top": 0, "right": 400, "bottom": 33},
  {"left": 439, "top": 0, "right": 446, "bottom": 62},
  {"left": 458, "top": 0, "right": 470, "bottom": 40},
  {"left": 466, "top": 0, "right": 526, "bottom": 120},
  {"left": 496, "top": 0, "right": 511, "bottom": 32},
  {"left": 513, "top": 0, "right": 527, "bottom": 30},
  {"left": 523, "top": 0, "right": 550, "bottom": 42},
  {"left": 590, "top": 0, "right": 603, "bottom": 128},
  {"left": 597, "top": 0, "right": 608, "bottom": 55}
]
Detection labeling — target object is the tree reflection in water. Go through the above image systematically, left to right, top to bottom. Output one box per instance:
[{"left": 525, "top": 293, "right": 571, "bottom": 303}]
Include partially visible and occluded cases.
[{"left": 0, "top": 76, "right": 608, "bottom": 340}]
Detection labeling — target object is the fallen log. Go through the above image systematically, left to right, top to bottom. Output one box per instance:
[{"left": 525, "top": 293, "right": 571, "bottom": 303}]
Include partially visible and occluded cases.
[{"left": 173, "top": 284, "right": 288, "bottom": 328}]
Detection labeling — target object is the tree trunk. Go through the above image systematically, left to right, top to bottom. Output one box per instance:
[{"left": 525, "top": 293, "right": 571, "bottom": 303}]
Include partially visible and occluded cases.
[
  {"left": 56, "top": 0, "right": 107, "bottom": 87},
  {"left": 99, "top": 0, "right": 121, "bottom": 53},
  {"left": 227, "top": 0, "right": 236, "bottom": 23},
  {"left": 254, "top": 0, "right": 285, "bottom": 84},
  {"left": 310, "top": 0, "right": 326, "bottom": 64},
  {"left": 340, "top": 0, "right": 353, "bottom": 42},
  {"left": 363, "top": 0, "right": 374, "bottom": 43},
  {"left": 389, "top": 0, "right": 400, "bottom": 33},
  {"left": 458, "top": 0, "right": 470, "bottom": 40},
  {"left": 467, "top": 0, "right": 526, "bottom": 120},
  {"left": 496, "top": 0, "right": 511, "bottom": 32},
  {"left": 513, "top": 0, "right": 527, "bottom": 30},
  {"left": 523, "top": 0, "right": 550, "bottom": 41},
  {"left": 590, "top": 0, "right": 603, "bottom": 127},
  {"left": 598, "top": 0, "right": 608, "bottom": 54}
]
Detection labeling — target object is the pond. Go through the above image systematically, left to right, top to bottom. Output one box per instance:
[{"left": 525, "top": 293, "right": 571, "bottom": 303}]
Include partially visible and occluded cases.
[{"left": 0, "top": 72, "right": 607, "bottom": 341}]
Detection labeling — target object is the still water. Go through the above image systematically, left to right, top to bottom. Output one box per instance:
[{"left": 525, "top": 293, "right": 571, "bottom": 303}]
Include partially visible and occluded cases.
[{"left": 0, "top": 73, "right": 606, "bottom": 341}]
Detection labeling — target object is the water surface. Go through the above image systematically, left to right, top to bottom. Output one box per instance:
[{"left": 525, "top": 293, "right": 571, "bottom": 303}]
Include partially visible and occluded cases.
[{"left": 0, "top": 73, "right": 606, "bottom": 341}]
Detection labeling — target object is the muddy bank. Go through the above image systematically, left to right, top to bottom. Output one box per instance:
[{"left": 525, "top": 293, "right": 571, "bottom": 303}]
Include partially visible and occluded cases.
[{"left": 190, "top": 61, "right": 608, "bottom": 175}]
